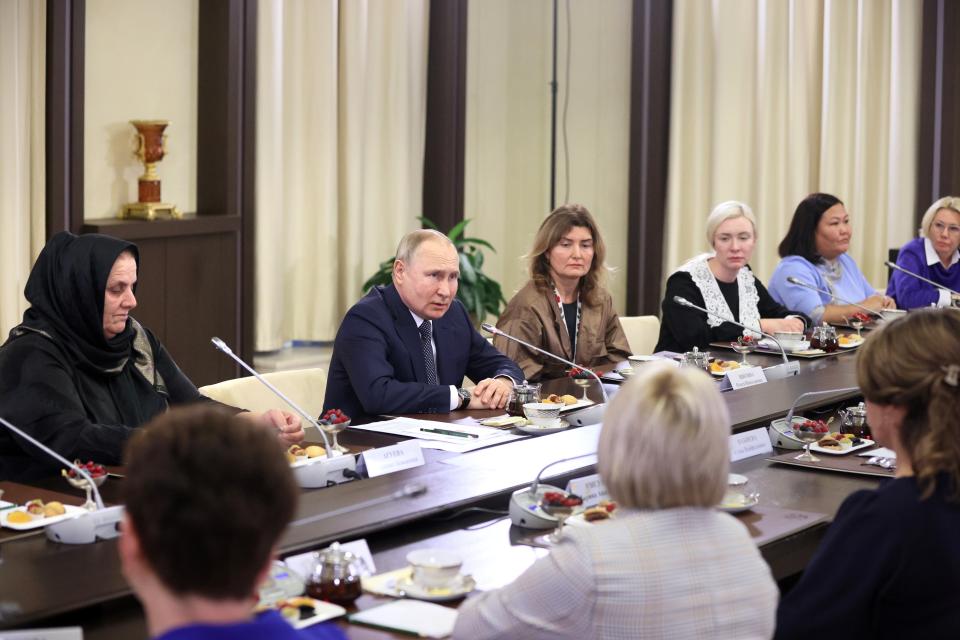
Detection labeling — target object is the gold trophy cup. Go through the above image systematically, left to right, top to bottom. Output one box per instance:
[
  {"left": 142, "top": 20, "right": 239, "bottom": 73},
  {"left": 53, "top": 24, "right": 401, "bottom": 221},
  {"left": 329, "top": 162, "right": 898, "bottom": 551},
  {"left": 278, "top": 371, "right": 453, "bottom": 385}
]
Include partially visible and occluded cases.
[{"left": 120, "top": 120, "right": 182, "bottom": 220}]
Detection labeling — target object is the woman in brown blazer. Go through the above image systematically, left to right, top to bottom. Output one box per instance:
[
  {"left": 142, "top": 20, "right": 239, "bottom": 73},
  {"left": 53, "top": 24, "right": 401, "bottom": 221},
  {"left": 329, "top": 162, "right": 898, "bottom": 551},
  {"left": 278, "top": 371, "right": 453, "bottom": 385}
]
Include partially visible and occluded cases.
[{"left": 495, "top": 204, "right": 631, "bottom": 381}]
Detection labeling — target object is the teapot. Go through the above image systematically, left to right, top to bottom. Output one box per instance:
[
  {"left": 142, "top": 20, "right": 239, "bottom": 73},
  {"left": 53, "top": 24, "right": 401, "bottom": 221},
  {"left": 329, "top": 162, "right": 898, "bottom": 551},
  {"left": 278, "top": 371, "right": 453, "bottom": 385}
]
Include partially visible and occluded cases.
[
  {"left": 680, "top": 347, "right": 710, "bottom": 371},
  {"left": 507, "top": 381, "right": 541, "bottom": 416},
  {"left": 838, "top": 402, "right": 869, "bottom": 437},
  {"left": 304, "top": 542, "right": 368, "bottom": 605}
]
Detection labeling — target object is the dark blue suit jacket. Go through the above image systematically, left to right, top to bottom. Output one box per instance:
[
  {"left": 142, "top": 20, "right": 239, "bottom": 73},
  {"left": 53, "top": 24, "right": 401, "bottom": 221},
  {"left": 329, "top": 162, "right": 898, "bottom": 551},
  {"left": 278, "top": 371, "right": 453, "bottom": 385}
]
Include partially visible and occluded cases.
[{"left": 323, "top": 285, "right": 523, "bottom": 424}]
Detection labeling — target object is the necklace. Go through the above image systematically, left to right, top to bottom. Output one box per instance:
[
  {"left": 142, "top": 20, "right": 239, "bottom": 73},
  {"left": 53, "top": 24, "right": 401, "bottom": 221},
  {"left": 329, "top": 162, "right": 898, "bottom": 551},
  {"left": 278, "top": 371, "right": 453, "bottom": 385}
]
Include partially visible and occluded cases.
[{"left": 553, "top": 284, "right": 581, "bottom": 360}]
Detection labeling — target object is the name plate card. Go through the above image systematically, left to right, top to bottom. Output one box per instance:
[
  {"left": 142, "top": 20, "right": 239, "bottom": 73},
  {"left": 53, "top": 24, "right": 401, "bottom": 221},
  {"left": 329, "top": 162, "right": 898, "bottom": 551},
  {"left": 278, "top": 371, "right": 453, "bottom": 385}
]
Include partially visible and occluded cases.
[
  {"left": 726, "top": 366, "right": 767, "bottom": 390},
  {"left": 729, "top": 427, "right": 774, "bottom": 462},
  {"left": 362, "top": 440, "right": 425, "bottom": 478},
  {"left": 566, "top": 473, "right": 610, "bottom": 507},
  {"left": 0, "top": 630, "right": 83, "bottom": 640}
]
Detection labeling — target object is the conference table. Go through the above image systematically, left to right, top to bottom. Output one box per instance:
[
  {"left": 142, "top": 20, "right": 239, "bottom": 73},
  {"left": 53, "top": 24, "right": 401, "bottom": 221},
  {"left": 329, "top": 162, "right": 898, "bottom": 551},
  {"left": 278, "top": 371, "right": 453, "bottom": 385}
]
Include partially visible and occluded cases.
[{"left": 0, "top": 347, "right": 881, "bottom": 638}]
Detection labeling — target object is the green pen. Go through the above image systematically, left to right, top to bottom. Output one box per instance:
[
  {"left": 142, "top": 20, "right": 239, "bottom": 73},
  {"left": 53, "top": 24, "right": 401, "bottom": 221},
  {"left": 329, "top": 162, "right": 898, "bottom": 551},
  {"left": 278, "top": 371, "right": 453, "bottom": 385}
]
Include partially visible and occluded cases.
[{"left": 419, "top": 427, "right": 479, "bottom": 439}]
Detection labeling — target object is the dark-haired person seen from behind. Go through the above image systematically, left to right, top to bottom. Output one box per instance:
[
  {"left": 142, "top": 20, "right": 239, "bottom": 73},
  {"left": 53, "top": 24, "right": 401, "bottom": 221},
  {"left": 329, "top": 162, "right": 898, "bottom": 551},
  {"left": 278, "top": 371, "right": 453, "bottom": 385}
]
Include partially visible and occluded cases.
[
  {"left": 768, "top": 193, "right": 896, "bottom": 325},
  {"left": 495, "top": 204, "right": 631, "bottom": 380},
  {"left": 323, "top": 229, "right": 523, "bottom": 424},
  {"left": 0, "top": 232, "right": 304, "bottom": 481},
  {"left": 775, "top": 308, "right": 960, "bottom": 639},
  {"left": 121, "top": 406, "right": 345, "bottom": 640}
]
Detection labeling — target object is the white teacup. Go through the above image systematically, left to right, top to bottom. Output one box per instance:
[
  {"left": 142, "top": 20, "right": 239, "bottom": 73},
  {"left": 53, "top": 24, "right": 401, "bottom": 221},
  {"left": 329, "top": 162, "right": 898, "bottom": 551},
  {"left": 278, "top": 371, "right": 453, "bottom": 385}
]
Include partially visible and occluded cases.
[
  {"left": 522, "top": 402, "right": 562, "bottom": 428},
  {"left": 407, "top": 549, "right": 462, "bottom": 589}
]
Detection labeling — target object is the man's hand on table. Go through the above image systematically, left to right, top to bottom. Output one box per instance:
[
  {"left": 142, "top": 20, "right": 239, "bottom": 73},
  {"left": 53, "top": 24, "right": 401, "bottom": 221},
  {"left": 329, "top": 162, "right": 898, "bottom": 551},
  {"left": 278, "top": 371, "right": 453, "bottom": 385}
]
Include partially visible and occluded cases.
[{"left": 467, "top": 377, "right": 513, "bottom": 410}]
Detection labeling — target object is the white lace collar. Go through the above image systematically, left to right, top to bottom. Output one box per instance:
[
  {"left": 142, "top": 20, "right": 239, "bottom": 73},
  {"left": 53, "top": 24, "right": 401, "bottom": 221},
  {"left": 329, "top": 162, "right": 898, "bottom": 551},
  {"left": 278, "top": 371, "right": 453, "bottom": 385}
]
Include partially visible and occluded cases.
[{"left": 676, "top": 254, "right": 761, "bottom": 332}]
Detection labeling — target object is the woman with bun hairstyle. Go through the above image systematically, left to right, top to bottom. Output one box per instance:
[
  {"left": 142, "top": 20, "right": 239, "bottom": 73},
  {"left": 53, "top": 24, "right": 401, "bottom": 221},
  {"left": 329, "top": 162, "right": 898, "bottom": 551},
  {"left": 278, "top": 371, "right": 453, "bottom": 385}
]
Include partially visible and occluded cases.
[{"left": 776, "top": 308, "right": 960, "bottom": 638}]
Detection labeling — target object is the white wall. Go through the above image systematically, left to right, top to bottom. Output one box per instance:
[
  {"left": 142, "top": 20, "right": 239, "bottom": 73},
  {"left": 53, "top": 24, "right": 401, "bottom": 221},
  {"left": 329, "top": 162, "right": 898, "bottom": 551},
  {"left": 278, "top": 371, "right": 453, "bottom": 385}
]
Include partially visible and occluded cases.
[{"left": 84, "top": 0, "right": 198, "bottom": 220}]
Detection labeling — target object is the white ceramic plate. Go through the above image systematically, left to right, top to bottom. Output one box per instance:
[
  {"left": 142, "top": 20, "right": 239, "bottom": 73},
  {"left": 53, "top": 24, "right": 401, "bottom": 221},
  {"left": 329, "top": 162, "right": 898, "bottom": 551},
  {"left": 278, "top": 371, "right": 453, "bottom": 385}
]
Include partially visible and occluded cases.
[
  {"left": 838, "top": 336, "right": 864, "bottom": 349},
  {"left": 709, "top": 361, "right": 741, "bottom": 377},
  {"left": 556, "top": 398, "right": 595, "bottom": 413},
  {"left": 517, "top": 419, "right": 571, "bottom": 436},
  {"left": 810, "top": 438, "right": 875, "bottom": 455},
  {"left": 717, "top": 495, "right": 759, "bottom": 514},
  {"left": 1, "top": 504, "right": 87, "bottom": 531},
  {"left": 396, "top": 574, "right": 476, "bottom": 602},
  {"left": 268, "top": 598, "right": 346, "bottom": 629}
]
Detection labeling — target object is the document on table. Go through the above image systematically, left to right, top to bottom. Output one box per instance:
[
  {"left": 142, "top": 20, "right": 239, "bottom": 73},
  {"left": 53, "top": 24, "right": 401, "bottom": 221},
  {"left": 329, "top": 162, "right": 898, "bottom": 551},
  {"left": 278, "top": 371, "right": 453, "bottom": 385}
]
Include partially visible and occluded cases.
[
  {"left": 351, "top": 417, "right": 526, "bottom": 453},
  {"left": 348, "top": 600, "right": 458, "bottom": 638}
]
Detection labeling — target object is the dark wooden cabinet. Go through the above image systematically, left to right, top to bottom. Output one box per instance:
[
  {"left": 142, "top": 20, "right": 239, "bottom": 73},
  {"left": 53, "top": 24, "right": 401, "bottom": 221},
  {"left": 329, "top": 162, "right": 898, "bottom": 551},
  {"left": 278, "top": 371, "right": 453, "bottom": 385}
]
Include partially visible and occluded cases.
[{"left": 47, "top": 0, "right": 257, "bottom": 386}]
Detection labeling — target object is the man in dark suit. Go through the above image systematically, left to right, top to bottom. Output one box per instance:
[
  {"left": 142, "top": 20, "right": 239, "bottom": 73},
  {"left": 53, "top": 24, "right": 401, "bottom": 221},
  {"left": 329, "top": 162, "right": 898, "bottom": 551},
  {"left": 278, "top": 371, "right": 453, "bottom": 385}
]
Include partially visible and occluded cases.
[{"left": 324, "top": 230, "right": 523, "bottom": 424}]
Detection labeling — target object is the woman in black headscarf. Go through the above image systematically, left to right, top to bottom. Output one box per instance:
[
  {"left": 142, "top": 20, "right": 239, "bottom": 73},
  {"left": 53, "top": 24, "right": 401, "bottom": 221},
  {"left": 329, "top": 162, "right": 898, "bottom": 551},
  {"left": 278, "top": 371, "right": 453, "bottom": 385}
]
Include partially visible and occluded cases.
[{"left": 0, "top": 232, "right": 304, "bottom": 481}]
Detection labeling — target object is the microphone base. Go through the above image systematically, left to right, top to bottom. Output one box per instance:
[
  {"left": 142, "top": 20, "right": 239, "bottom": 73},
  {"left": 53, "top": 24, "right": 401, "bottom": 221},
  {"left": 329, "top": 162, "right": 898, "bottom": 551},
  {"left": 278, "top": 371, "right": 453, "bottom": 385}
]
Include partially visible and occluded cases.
[
  {"left": 763, "top": 361, "right": 801, "bottom": 380},
  {"left": 566, "top": 403, "right": 605, "bottom": 427},
  {"left": 293, "top": 454, "right": 358, "bottom": 488},
  {"left": 509, "top": 484, "right": 567, "bottom": 530},
  {"left": 46, "top": 505, "right": 124, "bottom": 544}
]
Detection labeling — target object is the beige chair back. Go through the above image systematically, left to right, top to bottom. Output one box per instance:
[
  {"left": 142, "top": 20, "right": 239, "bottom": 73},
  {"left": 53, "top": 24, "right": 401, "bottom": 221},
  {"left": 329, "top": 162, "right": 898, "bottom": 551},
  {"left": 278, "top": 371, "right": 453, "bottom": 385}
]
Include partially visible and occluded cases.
[
  {"left": 619, "top": 315, "right": 661, "bottom": 355},
  {"left": 199, "top": 367, "right": 327, "bottom": 418}
]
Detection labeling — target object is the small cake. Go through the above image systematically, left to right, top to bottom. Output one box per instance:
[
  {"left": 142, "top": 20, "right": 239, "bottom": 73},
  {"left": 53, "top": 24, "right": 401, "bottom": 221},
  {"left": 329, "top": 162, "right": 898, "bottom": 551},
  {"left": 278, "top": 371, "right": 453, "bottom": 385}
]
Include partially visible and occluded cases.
[
  {"left": 305, "top": 445, "right": 326, "bottom": 458},
  {"left": 43, "top": 501, "right": 66, "bottom": 517}
]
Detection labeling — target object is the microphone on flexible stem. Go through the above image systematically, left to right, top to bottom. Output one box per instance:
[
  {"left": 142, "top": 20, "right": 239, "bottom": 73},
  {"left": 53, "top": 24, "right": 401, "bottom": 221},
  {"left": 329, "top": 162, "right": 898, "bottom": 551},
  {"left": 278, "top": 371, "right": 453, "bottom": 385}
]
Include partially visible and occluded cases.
[
  {"left": 885, "top": 261, "right": 960, "bottom": 296},
  {"left": 785, "top": 276, "right": 884, "bottom": 318},
  {"left": 672, "top": 297, "right": 800, "bottom": 383},
  {"left": 480, "top": 323, "right": 609, "bottom": 405},
  {"left": 211, "top": 337, "right": 357, "bottom": 488},
  {"left": 211, "top": 337, "right": 334, "bottom": 456},
  {"left": 0, "top": 416, "right": 124, "bottom": 544},
  {"left": 509, "top": 452, "right": 598, "bottom": 530}
]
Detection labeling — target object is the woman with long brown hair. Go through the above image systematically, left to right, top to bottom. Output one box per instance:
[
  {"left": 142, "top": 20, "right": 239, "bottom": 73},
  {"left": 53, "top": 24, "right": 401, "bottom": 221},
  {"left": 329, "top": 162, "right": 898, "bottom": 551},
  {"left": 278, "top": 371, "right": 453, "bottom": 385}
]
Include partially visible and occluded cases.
[
  {"left": 494, "top": 204, "right": 631, "bottom": 380},
  {"left": 776, "top": 308, "right": 960, "bottom": 638}
]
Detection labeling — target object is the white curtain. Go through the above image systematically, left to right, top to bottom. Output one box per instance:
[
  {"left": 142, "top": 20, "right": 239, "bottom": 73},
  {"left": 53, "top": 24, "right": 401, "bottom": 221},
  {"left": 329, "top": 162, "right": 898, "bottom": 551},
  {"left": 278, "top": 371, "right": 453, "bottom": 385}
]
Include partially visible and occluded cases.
[
  {"left": 0, "top": 0, "right": 46, "bottom": 336},
  {"left": 256, "top": 0, "right": 429, "bottom": 351},
  {"left": 464, "top": 0, "right": 634, "bottom": 313},
  {"left": 665, "top": 0, "right": 921, "bottom": 290}
]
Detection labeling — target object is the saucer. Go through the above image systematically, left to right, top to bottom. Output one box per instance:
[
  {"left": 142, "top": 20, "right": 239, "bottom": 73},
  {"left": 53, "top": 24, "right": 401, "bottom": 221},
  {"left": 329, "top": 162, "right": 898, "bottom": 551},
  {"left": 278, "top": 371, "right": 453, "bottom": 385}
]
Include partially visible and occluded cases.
[
  {"left": 517, "top": 419, "right": 570, "bottom": 435},
  {"left": 727, "top": 473, "right": 748, "bottom": 486},
  {"left": 717, "top": 493, "right": 759, "bottom": 514},
  {"left": 396, "top": 574, "right": 476, "bottom": 602}
]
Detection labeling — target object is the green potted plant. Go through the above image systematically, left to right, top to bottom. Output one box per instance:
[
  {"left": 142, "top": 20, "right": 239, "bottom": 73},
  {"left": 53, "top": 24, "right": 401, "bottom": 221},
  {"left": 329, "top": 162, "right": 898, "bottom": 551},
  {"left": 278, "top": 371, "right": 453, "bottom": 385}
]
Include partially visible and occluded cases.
[{"left": 361, "top": 217, "right": 506, "bottom": 326}]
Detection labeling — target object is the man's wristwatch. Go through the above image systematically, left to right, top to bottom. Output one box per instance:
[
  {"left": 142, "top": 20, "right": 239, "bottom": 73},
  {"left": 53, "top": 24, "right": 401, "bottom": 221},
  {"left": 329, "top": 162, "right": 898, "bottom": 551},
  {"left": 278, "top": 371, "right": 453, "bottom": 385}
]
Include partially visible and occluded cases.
[{"left": 456, "top": 388, "right": 472, "bottom": 411}]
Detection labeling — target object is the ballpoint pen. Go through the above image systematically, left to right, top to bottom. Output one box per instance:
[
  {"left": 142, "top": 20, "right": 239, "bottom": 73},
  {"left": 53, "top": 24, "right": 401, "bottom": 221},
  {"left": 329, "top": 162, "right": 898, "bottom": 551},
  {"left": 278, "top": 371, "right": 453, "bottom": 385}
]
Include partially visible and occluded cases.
[{"left": 420, "top": 427, "right": 479, "bottom": 439}]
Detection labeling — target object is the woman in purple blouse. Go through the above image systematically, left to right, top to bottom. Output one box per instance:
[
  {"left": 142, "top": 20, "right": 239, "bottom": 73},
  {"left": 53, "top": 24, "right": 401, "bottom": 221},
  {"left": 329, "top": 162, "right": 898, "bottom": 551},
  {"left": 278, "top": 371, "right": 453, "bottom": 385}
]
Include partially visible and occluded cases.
[{"left": 886, "top": 196, "right": 960, "bottom": 309}]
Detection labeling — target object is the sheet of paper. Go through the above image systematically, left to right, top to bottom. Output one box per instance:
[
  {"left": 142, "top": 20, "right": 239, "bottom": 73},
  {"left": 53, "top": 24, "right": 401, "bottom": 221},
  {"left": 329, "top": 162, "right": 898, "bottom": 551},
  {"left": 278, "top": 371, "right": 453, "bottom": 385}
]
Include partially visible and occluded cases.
[
  {"left": 351, "top": 417, "right": 525, "bottom": 453},
  {"left": 857, "top": 447, "right": 896, "bottom": 459},
  {"left": 348, "top": 600, "right": 458, "bottom": 638}
]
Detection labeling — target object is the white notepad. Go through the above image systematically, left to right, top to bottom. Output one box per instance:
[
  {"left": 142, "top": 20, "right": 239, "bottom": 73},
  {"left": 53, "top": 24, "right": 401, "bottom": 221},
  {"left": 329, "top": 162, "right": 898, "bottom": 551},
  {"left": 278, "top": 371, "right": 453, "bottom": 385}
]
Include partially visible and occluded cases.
[{"left": 348, "top": 600, "right": 458, "bottom": 638}]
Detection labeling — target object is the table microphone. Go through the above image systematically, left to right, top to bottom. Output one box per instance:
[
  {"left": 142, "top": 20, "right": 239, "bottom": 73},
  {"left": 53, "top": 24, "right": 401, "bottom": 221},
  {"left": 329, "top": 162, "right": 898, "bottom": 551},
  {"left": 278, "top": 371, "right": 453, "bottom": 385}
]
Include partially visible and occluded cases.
[
  {"left": 885, "top": 261, "right": 960, "bottom": 296},
  {"left": 785, "top": 276, "right": 884, "bottom": 318},
  {"left": 480, "top": 323, "right": 609, "bottom": 404},
  {"left": 211, "top": 337, "right": 357, "bottom": 487},
  {"left": 783, "top": 387, "right": 861, "bottom": 427},
  {"left": 0, "top": 416, "right": 123, "bottom": 544},
  {"left": 509, "top": 452, "right": 598, "bottom": 530}
]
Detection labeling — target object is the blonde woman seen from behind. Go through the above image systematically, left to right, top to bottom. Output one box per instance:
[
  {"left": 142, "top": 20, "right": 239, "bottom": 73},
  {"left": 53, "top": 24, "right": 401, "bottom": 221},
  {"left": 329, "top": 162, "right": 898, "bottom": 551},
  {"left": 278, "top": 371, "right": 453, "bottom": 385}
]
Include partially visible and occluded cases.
[{"left": 452, "top": 364, "right": 778, "bottom": 640}]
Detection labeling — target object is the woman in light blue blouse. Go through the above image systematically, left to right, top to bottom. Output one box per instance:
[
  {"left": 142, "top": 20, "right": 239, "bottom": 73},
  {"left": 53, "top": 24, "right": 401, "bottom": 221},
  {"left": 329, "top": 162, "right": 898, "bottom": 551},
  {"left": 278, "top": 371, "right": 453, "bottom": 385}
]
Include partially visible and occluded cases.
[{"left": 768, "top": 193, "right": 896, "bottom": 324}]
